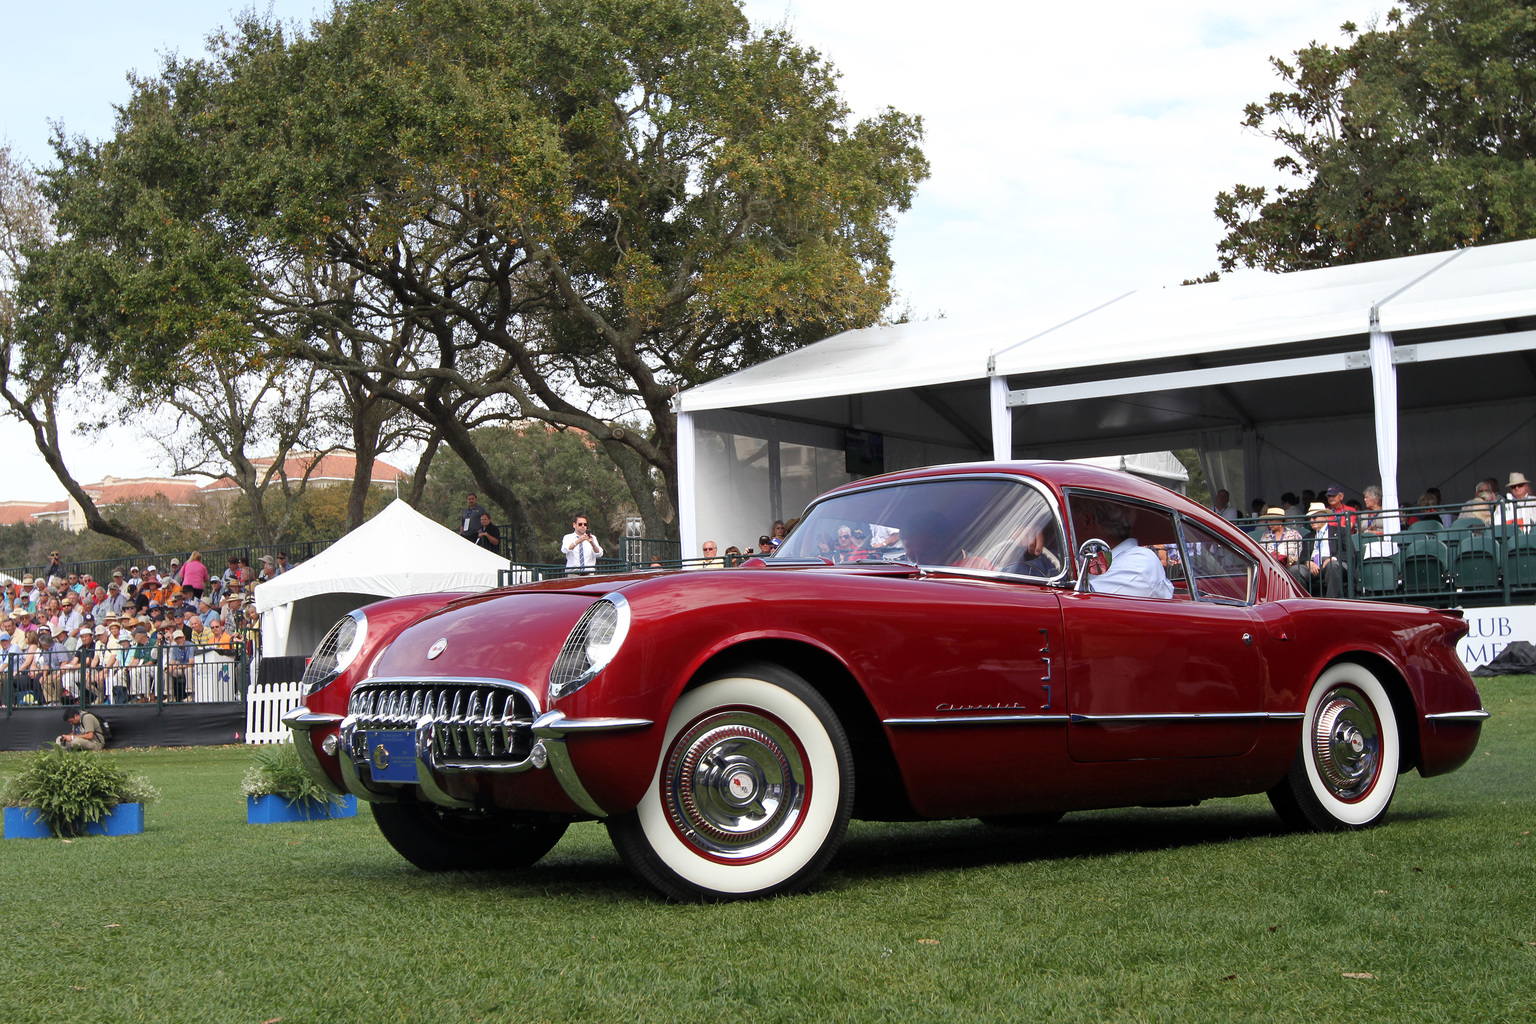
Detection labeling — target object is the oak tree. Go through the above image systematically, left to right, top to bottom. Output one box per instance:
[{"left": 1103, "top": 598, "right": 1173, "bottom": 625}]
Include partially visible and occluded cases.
[
  {"left": 33, "top": 0, "right": 928, "bottom": 552},
  {"left": 1217, "top": 0, "right": 1536, "bottom": 272}
]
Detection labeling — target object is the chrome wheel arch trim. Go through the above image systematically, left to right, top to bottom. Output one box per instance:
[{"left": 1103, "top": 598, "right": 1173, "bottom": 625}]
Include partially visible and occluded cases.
[
  {"left": 1422, "top": 709, "right": 1490, "bottom": 721},
  {"left": 532, "top": 710, "right": 655, "bottom": 818},
  {"left": 883, "top": 711, "right": 1306, "bottom": 727}
]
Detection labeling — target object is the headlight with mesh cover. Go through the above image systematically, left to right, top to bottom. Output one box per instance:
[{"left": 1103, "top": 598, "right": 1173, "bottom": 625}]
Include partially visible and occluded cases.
[
  {"left": 548, "top": 594, "right": 631, "bottom": 699},
  {"left": 302, "top": 610, "right": 368, "bottom": 693}
]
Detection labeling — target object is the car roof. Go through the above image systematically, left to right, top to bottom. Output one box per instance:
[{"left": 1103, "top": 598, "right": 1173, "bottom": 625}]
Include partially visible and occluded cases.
[{"left": 818, "top": 460, "right": 1200, "bottom": 511}]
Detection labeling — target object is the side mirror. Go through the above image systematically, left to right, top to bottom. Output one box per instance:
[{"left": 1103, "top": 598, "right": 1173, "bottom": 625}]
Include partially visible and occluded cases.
[{"left": 1075, "top": 539, "right": 1113, "bottom": 593}]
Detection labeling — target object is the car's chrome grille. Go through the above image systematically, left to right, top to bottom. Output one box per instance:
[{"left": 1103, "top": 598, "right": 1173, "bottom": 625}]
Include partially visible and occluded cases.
[{"left": 348, "top": 679, "right": 538, "bottom": 766}]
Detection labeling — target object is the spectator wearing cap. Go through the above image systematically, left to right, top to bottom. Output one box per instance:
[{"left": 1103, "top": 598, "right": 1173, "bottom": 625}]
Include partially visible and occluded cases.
[
  {"left": 1495, "top": 472, "right": 1536, "bottom": 533},
  {"left": 1323, "top": 486, "right": 1359, "bottom": 532},
  {"left": 44, "top": 551, "right": 64, "bottom": 583},
  {"left": 274, "top": 552, "right": 291, "bottom": 574},
  {"left": 256, "top": 555, "right": 277, "bottom": 583},
  {"left": 126, "top": 565, "right": 143, "bottom": 590},
  {"left": 197, "top": 598, "right": 219, "bottom": 628},
  {"left": 96, "top": 624, "right": 126, "bottom": 704},
  {"left": 124, "top": 625, "right": 158, "bottom": 701},
  {"left": 25, "top": 626, "right": 72, "bottom": 704},
  {"left": 165, "top": 627, "right": 195, "bottom": 701},
  {"left": 0, "top": 631, "right": 16, "bottom": 697}
]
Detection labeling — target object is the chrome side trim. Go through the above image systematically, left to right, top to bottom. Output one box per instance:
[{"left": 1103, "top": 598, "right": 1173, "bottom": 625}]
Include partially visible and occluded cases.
[
  {"left": 280, "top": 708, "right": 348, "bottom": 797},
  {"left": 1423, "top": 709, "right": 1491, "bottom": 721},
  {"left": 530, "top": 711, "right": 610, "bottom": 817},
  {"left": 1069, "top": 712, "right": 1274, "bottom": 723},
  {"left": 1268, "top": 713, "right": 1306, "bottom": 721},
  {"left": 533, "top": 714, "right": 655, "bottom": 736},
  {"left": 883, "top": 714, "right": 1071, "bottom": 726}
]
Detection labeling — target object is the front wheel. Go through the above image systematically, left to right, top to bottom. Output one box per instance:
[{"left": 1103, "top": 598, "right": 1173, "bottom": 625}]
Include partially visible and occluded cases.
[
  {"left": 1268, "top": 662, "right": 1400, "bottom": 831},
  {"left": 606, "top": 664, "right": 854, "bottom": 901},
  {"left": 371, "top": 796, "right": 568, "bottom": 871}
]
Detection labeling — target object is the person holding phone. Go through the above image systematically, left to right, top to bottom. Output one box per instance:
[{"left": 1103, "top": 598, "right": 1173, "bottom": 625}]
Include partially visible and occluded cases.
[{"left": 560, "top": 514, "right": 603, "bottom": 575}]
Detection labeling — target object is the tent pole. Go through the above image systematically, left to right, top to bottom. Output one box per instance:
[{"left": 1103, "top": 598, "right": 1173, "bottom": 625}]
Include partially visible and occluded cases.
[
  {"left": 1368, "top": 312, "right": 1401, "bottom": 524},
  {"left": 989, "top": 373, "right": 1012, "bottom": 462},
  {"left": 676, "top": 409, "right": 698, "bottom": 562}
]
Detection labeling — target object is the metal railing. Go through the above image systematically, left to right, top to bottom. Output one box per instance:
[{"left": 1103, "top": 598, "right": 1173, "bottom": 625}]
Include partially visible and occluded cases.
[
  {"left": 1242, "top": 502, "right": 1534, "bottom": 607},
  {"left": 6, "top": 532, "right": 528, "bottom": 587},
  {"left": 498, "top": 553, "right": 748, "bottom": 585},
  {"left": 2, "top": 642, "right": 253, "bottom": 713}
]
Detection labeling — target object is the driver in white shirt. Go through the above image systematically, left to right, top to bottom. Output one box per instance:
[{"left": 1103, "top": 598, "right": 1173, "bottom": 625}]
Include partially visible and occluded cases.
[{"left": 1079, "top": 499, "right": 1174, "bottom": 600}]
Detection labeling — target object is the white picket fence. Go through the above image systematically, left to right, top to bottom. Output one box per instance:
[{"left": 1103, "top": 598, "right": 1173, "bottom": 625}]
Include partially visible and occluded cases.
[{"left": 246, "top": 681, "right": 306, "bottom": 744}]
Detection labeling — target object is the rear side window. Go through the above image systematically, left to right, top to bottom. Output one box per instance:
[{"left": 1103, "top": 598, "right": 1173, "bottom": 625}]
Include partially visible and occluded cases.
[{"left": 1180, "top": 520, "right": 1257, "bottom": 605}]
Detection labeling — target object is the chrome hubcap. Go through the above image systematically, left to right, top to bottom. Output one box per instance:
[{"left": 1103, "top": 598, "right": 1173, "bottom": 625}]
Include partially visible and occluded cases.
[
  {"left": 1311, "top": 685, "right": 1381, "bottom": 801},
  {"left": 663, "top": 711, "right": 807, "bottom": 859}
]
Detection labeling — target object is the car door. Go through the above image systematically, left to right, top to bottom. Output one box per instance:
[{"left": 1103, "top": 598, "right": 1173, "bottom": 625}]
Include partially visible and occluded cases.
[{"left": 1062, "top": 495, "right": 1267, "bottom": 762}]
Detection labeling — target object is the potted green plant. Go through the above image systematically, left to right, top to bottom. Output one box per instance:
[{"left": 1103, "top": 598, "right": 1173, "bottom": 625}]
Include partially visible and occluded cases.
[
  {"left": 242, "top": 740, "right": 357, "bottom": 823},
  {"left": 2, "top": 746, "right": 159, "bottom": 839}
]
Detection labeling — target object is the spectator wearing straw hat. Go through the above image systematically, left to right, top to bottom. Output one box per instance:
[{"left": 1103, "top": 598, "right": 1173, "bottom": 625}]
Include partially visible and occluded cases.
[
  {"left": 1495, "top": 472, "right": 1536, "bottom": 533},
  {"left": 1258, "top": 507, "right": 1310, "bottom": 591}
]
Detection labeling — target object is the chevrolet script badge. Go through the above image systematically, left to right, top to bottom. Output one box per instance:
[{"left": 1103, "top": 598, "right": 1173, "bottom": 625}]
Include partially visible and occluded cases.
[{"left": 427, "top": 637, "right": 448, "bottom": 660}]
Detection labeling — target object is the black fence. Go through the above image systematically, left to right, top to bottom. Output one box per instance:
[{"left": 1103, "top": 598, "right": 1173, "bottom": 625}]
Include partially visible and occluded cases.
[
  {"left": 5, "top": 531, "right": 532, "bottom": 587},
  {"left": 3, "top": 641, "right": 254, "bottom": 713}
]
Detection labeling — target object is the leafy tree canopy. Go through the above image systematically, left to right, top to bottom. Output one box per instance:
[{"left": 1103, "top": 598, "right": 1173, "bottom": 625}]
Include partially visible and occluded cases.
[
  {"left": 28, "top": 0, "right": 927, "bottom": 552},
  {"left": 1217, "top": 0, "right": 1536, "bottom": 272},
  {"left": 415, "top": 422, "right": 638, "bottom": 561}
]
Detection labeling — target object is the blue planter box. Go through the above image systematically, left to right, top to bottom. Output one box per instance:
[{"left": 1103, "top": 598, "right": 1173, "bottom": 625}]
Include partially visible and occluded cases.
[
  {"left": 246, "top": 793, "right": 358, "bottom": 823},
  {"left": 4, "top": 803, "right": 145, "bottom": 839}
]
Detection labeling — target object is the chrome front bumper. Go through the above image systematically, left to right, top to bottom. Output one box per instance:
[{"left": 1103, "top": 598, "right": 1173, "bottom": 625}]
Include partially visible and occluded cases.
[{"left": 282, "top": 677, "right": 650, "bottom": 817}]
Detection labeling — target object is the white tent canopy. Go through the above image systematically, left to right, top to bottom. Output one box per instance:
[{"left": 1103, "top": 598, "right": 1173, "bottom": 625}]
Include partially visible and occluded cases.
[
  {"left": 674, "top": 239, "right": 1536, "bottom": 555},
  {"left": 256, "top": 499, "right": 507, "bottom": 657}
]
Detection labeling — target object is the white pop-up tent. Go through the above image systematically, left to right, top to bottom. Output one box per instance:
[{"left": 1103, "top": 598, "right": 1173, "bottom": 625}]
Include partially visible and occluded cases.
[
  {"left": 673, "top": 239, "right": 1536, "bottom": 555},
  {"left": 255, "top": 499, "right": 508, "bottom": 657}
]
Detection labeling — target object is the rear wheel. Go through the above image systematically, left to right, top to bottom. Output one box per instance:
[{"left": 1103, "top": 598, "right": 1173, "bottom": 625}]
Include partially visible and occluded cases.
[
  {"left": 1268, "top": 662, "right": 1400, "bottom": 831},
  {"left": 606, "top": 664, "right": 854, "bottom": 901},
  {"left": 371, "top": 796, "right": 568, "bottom": 871}
]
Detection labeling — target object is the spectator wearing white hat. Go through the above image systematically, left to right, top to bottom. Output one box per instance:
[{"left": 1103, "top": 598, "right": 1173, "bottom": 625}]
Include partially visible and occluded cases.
[
  {"left": 1495, "top": 472, "right": 1536, "bottom": 533},
  {"left": 166, "top": 628, "right": 195, "bottom": 701}
]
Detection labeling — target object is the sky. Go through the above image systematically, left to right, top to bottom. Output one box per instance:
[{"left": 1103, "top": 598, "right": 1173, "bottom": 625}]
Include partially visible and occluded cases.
[{"left": 0, "top": 0, "right": 1374, "bottom": 501}]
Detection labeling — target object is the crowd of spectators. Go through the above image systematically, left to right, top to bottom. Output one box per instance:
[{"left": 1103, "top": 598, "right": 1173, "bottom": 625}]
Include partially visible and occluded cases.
[
  {"left": 1226, "top": 471, "right": 1534, "bottom": 595},
  {"left": 701, "top": 520, "right": 793, "bottom": 567},
  {"left": 1, "top": 550, "right": 293, "bottom": 707}
]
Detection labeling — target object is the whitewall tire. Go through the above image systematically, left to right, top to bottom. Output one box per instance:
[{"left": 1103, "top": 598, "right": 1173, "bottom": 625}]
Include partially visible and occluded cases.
[
  {"left": 1269, "top": 662, "right": 1401, "bottom": 831},
  {"left": 606, "top": 664, "right": 854, "bottom": 901}
]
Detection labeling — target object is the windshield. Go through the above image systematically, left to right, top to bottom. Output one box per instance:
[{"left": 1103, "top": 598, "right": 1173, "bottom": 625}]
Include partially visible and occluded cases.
[{"left": 776, "top": 477, "right": 1065, "bottom": 578}]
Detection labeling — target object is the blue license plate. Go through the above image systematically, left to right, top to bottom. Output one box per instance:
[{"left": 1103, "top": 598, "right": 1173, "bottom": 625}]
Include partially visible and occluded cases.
[{"left": 364, "top": 730, "right": 418, "bottom": 782}]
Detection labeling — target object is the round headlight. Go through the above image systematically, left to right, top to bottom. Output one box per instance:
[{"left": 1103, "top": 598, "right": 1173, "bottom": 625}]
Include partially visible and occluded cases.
[
  {"left": 549, "top": 594, "right": 631, "bottom": 699},
  {"left": 301, "top": 610, "right": 368, "bottom": 694}
]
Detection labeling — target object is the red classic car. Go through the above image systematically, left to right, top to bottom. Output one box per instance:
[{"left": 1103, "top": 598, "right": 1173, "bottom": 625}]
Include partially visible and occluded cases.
[{"left": 284, "top": 462, "right": 1488, "bottom": 900}]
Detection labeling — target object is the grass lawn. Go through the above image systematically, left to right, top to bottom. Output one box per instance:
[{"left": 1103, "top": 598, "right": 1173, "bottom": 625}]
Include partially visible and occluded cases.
[{"left": 2, "top": 677, "right": 1532, "bottom": 1024}]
